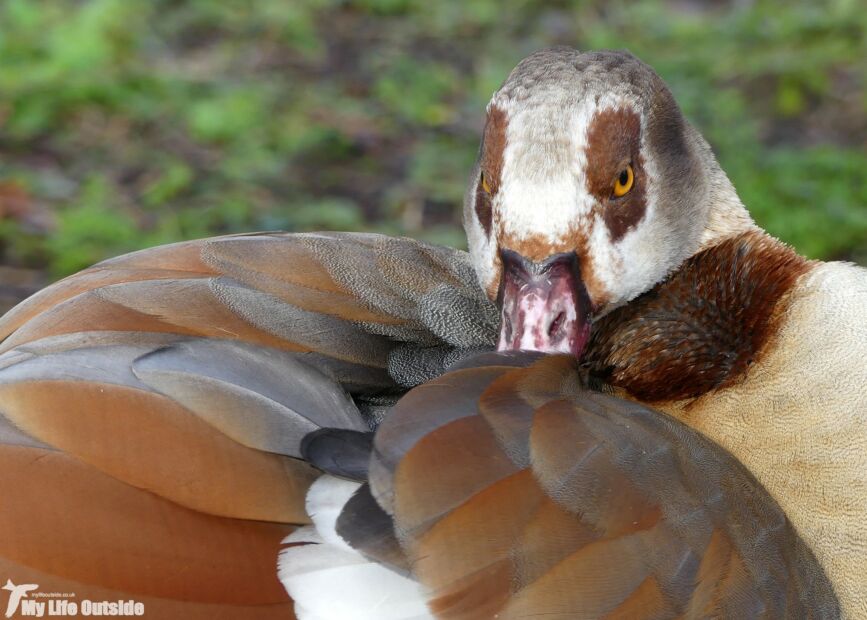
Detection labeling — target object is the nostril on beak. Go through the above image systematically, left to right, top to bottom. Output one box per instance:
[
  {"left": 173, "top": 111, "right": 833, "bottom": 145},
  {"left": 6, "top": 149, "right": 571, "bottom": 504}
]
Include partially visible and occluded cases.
[{"left": 548, "top": 311, "right": 566, "bottom": 339}]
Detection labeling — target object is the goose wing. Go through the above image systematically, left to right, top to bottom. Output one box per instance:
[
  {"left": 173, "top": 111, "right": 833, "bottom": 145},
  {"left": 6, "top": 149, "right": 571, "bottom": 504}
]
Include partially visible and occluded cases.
[
  {"left": 0, "top": 233, "right": 493, "bottom": 618},
  {"left": 299, "top": 352, "right": 839, "bottom": 620}
]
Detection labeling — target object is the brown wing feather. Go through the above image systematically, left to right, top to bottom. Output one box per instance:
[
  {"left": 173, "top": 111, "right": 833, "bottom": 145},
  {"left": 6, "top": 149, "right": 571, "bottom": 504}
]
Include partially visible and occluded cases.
[
  {"left": 0, "top": 238, "right": 217, "bottom": 343},
  {"left": 362, "top": 352, "right": 840, "bottom": 619},
  {"left": 0, "top": 380, "right": 317, "bottom": 522},
  {"left": 0, "top": 445, "right": 292, "bottom": 605},
  {"left": 415, "top": 470, "right": 543, "bottom": 619},
  {"left": 0, "top": 557, "right": 296, "bottom": 620}
]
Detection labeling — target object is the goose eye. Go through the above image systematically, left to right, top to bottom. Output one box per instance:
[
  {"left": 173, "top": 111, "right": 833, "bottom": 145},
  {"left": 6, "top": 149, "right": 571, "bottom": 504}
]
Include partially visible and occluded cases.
[
  {"left": 612, "top": 164, "right": 634, "bottom": 198},
  {"left": 481, "top": 172, "right": 492, "bottom": 194}
]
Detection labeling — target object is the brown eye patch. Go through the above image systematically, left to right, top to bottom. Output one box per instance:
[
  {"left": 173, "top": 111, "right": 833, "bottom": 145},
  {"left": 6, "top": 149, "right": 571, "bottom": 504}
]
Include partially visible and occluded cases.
[
  {"left": 475, "top": 105, "right": 508, "bottom": 236},
  {"left": 585, "top": 107, "right": 647, "bottom": 241}
]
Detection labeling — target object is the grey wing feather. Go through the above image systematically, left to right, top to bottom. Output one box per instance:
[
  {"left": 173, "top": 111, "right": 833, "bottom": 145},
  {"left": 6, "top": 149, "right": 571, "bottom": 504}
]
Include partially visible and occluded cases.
[{"left": 133, "top": 339, "right": 369, "bottom": 457}]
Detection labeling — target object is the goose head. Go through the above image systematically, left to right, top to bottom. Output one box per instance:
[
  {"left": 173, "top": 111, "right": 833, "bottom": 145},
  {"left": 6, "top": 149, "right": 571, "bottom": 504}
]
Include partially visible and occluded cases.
[{"left": 464, "top": 47, "right": 753, "bottom": 358}]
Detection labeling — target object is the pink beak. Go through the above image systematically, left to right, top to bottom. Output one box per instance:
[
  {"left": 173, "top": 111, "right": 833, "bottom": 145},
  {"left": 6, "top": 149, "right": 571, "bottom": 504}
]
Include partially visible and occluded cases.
[{"left": 496, "top": 249, "right": 592, "bottom": 359}]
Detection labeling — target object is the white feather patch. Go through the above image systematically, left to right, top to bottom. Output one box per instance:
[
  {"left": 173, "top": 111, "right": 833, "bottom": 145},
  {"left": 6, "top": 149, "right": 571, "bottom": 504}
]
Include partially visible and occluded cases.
[
  {"left": 278, "top": 475, "right": 434, "bottom": 620},
  {"left": 304, "top": 475, "right": 361, "bottom": 552}
]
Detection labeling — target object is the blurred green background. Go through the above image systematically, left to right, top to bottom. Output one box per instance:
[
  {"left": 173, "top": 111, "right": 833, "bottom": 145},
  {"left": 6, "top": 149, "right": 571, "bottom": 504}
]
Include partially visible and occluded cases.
[{"left": 0, "top": 0, "right": 865, "bottom": 308}]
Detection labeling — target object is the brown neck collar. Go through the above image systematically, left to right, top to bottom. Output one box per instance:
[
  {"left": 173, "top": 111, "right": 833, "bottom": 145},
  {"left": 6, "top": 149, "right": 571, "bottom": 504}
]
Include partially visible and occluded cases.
[{"left": 584, "top": 230, "right": 813, "bottom": 402}]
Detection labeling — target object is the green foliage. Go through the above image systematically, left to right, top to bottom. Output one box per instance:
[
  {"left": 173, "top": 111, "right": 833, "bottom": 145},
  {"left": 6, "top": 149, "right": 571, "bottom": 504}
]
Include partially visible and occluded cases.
[
  {"left": 0, "top": 0, "right": 864, "bottom": 279},
  {"left": 47, "top": 177, "right": 140, "bottom": 275}
]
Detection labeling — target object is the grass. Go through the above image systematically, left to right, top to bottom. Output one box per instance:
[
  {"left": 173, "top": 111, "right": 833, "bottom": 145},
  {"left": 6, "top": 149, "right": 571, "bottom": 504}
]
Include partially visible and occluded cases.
[{"left": 0, "top": 0, "right": 864, "bottom": 281}]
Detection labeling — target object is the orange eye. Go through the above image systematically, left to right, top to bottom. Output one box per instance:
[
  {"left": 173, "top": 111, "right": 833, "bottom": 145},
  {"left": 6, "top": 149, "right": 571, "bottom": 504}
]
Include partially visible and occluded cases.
[
  {"left": 613, "top": 164, "right": 634, "bottom": 197},
  {"left": 481, "top": 172, "right": 492, "bottom": 194}
]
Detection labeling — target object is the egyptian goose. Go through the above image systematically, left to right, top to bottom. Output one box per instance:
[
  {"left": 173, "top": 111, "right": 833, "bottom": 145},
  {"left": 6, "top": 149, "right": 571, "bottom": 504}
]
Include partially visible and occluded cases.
[{"left": 0, "top": 47, "right": 862, "bottom": 618}]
